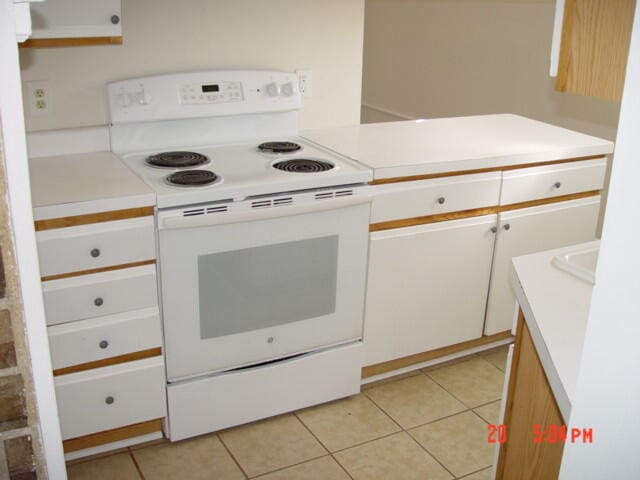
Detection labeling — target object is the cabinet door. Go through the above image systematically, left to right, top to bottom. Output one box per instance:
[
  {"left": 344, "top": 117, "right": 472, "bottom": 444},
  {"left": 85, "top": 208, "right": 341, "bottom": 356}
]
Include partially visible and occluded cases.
[
  {"left": 484, "top": 197, "right": 600, "bottom": 335},
  {"left": 364, "top": 215, "right": 497, "bottom": 367}
]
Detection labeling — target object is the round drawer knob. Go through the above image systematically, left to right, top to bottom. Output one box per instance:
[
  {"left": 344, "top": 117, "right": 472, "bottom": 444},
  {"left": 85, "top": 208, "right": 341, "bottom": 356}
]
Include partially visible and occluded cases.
[
  {"left": 111, "top": 14, "right": 120, "bottom": 24},
  {"left": 554, "top": 181, "right": 562, "bottom": 189},
  {"left": 437, "top": 197, "right": 446, "bottom": 205},
  {"left": 503, "top": 223, "right": 511, "bottom": 231},
  {"left": 490, "top": 226, "right": 498, "bottom": 234},
  {"left": 90, "top": 248, "right": 101, "bottom": 258},
  {"left": 94, "top": 297, "right": 104, "bottom": 307},
  {"left": 267, "top": 337, "right": 274, "bottom": 344},
  {"left": 99, "top": 340, "right": 109, "bottom": 349},
  {"left": 105, "top": 396, "right": 115, "bottom": 405}
]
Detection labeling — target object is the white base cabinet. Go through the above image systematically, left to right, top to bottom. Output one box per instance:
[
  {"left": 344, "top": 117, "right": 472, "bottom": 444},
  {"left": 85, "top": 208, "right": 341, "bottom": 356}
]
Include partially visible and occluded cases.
[
  {"left": 484, "top": 196, "right": 601, "bottom": 335},
  {"left": 364, "top": 215, "right": 497, "bottom": 366}
]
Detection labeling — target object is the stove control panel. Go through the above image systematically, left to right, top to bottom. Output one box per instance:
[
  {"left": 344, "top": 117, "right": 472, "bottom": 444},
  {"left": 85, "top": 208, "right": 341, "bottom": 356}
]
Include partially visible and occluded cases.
[
  {"left": 107, "top": 70, "right": 301, "bottom": 125},
  {"left": 180, "top": 81, "right": 244, "bottom": 105}
]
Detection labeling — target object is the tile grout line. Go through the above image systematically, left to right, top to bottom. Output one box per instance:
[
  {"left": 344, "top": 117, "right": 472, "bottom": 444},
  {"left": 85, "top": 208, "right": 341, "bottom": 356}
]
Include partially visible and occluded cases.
[
  {"left": 420, "top": 370, "right": 475, "bottom": 409},
  {"left": 359, "top": 390, "right": 405, "bottom": 432},
  {"left": 292, "top": 411, "right": 355, "bottom": 480},
  {"left": 404, "top": 427, "right": 457, "bottom": 479},
  {"left": 217, "top": 434, "right": 251, "bottom": 479},
  {"left": 128, "top": 448, "right": 147, "bottom": 480},
  {"left": 329, "top": 453, "right": 357, "bottom": 480},
  {"left": 456, "top": 466, "right": 493, "bottom": 479}
]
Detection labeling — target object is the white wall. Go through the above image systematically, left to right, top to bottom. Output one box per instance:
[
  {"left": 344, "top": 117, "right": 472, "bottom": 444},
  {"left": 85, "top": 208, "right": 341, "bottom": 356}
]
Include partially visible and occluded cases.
[
  {"left": 19, "top": 0, "right": 365, "bottom": 132},
  {"left": 362, "top": 0, "right": 620, "bottom": 140},
  {"left": 1, "top": 1, "right": 66, "bottom": 478},
  {"left": 558, "top": 4, "right": 640, "bottom": 478}
]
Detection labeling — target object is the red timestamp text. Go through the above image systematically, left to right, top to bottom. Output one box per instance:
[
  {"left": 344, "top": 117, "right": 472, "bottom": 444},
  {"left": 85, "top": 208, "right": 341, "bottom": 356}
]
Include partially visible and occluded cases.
[
  {"left": 488, "top": 424, "right": 594, "bottom": 444},
  {"left": 532, "top": 424, "right": 593, "bottom": 444}
]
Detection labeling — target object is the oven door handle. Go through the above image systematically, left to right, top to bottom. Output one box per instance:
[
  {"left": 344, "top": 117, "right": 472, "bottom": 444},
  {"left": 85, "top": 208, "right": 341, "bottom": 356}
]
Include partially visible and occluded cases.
[{"left": 159, "top": 195, "right": 372, "bottom": 230}]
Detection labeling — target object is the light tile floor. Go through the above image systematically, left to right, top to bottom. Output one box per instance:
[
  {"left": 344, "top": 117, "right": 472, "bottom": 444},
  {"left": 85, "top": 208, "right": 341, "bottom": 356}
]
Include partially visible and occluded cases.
[{"left": 66, "top": 346, "right": 509, "bottom": 480}]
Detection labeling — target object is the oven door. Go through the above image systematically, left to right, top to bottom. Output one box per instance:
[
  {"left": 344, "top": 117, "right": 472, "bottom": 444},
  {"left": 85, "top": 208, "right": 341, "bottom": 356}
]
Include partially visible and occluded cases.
[{"left": 157, "top": 195, "right": 370, "bottom": 381}]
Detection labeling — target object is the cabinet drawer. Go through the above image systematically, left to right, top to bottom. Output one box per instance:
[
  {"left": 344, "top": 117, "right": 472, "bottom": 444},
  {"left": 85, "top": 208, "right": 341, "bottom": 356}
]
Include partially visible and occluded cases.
[
  {"left": 500, "top": 158, "right": 606, "bottom": 205},
  {"left": 370, "top": 172, "right": 501, "bottom": 224},
  {"left": 37, "top": 216, "right": 156, "bottom": 278},
  {"left": 42, "top": 265, "right": 158, "bottom": 326},
  {"left": 48, "top": 307, "right": 162, "bottom": 370},
  {"left": 55, "top": 357, "right": 166, "bottom": 440}
]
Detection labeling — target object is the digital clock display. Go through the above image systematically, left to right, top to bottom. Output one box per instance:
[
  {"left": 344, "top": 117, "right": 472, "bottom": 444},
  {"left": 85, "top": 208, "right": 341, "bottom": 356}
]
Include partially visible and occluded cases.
[{"left": 202, "top": 84, "right": 220, "bottom": 93}]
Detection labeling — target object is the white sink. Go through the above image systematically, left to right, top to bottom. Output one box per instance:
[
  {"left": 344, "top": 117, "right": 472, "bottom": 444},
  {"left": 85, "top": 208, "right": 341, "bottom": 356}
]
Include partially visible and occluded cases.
[{"left": 552, "top": 242, "right": 600, "bottom": 285}]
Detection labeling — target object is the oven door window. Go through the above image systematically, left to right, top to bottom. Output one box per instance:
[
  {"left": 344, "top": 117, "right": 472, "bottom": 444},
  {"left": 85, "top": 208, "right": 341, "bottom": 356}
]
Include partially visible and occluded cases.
[{"left": 198, "top": 235, "right": 338, "bottom": 339}]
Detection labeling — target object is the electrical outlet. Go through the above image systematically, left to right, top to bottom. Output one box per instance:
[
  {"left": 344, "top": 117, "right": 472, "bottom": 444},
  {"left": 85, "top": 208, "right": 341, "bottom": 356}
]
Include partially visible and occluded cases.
[
  {"left": 296, "top": 70, "right": 313, "bottom": 98},
  {"left": 25, "top": 80, "right": 52, "bottom": 117}
]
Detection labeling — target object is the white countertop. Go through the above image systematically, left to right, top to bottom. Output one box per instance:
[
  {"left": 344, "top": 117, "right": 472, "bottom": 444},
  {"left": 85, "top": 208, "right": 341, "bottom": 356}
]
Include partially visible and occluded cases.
[
  {"left": 302, "top": 114, "right": 614, "bottom": 180},
  {"left": 29, "top": 151, "right": 155, "bottom": 220},
  {"left": 511, "top": 241, "right": 598, "bottom": 421}
]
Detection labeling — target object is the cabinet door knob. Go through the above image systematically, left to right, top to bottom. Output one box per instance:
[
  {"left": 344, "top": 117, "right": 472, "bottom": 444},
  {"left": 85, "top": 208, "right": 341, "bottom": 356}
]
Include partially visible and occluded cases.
[
  {"left": 111, "top": 14, "right": 120, "bottom": 25},
  {"left": 554, "top": 181, "right": 562, "bottom": 189},
  {"left": 437, "top": 196, "right": 446, "bottom": 205},
  {"left": 503, "top": 223, "right": 511, "bottom": 231},
  {"left": 490, "top": 226, "right": 498, "bottom": 233},
  {"left": 90, "top": 248, "right": 101, "bottom": 258},
  {"left": 94, "top": 297, "right": 104, "bottom": 307},
  {"left": 99, "top": 340, "right": 109, "bottom": 349},
  {"left": 105, "top": 396, "right": 115, "bottom": 405}
]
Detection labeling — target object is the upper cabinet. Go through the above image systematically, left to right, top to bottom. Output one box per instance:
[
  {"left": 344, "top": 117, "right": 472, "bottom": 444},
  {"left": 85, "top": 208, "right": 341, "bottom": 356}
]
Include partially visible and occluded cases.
[
  {"left": 21, "top": 0, "right": 122, "bottom": 48},
  {"left": 553, "top": 0, "right": 636, "bottom": 102}
]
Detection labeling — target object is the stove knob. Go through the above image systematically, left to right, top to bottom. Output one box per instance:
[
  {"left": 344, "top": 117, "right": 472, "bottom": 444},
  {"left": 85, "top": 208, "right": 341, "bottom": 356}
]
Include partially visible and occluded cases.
[
  {"left": 265, "top": 82, "right": 281, "bottom": 97},
  {"left": 281, "top": 82, "right": 295, "bottom": 97},
  {"left": 117, "top": 92, "right": 132, "bottom": 108}
]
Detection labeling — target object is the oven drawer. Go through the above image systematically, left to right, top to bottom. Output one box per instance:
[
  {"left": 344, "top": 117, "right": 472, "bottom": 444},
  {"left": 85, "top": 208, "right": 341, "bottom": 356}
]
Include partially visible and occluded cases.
[
  {"left": 500, "top": 158, "right": 606, "bottom": 205},
  {"left": 370, "top": 172, "right": 501, "bottom": 224},
  {"left": 37, "top": 216, "right": 156, "bottom": 278},
  {"left": 42, "top": 265, "right": 158, "bottom": 326},
  {"left": 48, "top": 307, "right": 162, "bottom": 371},
  {"left": 167, "top": 341, "right": 362, "bottom": 441},
  {"left": 55, "top": 356, "right": 166, "bottom": 440}
]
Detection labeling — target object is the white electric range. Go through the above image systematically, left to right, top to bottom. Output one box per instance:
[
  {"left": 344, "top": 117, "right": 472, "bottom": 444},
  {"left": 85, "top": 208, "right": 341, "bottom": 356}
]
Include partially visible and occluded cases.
[{"left": 108, "top": 70, "right": 372, "bottom": 440}]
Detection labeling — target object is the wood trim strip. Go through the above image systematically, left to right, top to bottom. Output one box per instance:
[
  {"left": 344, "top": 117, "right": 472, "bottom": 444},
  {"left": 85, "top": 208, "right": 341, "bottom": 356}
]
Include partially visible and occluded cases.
[
  {"left": 554, "top": 0, "right": 575, "bottom": 94},
  {"left": 20, "top": 36, "right": 123, "bottom": 49},
  {"left": 369, "top": 155, "right": 605, "bottom": 186},
  {"left": 369, "top": 190, "right": 601, "bottom": 232},
  {"left": 498, "top": 190, "right": 600, "bottom": 212},
  {"left": 35, "top": 206, "right": 154, "bottom": 231},
  {"left": 370, "top": 206, "right": 499, "bottom": 232},
  {"left": 41, "top": 259, "right": 156, "bottom": 282},
  {"left": 495, "top": 311, "right": 525, "bottom": 479},
  {"left": 496, "top": 312, "right": 565, "bottom": 479},
  {"left": 361, "top": 330, "right": 513, "bottom": 378},
  {"left": 53, "top": 348, "right": 162, "bottom": 377},
  {"left": 62, "top": 418, "right": 163, "bottom": 453}
]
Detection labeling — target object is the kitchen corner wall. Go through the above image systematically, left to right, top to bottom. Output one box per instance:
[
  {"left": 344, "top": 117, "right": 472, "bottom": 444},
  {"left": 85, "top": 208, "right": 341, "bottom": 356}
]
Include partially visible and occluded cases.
[
  {"left": 19, "top": 0, "right": 365, "bottom": 132},
  {"left": 362, "top": 0, "right": 620, "bottom": 140}
]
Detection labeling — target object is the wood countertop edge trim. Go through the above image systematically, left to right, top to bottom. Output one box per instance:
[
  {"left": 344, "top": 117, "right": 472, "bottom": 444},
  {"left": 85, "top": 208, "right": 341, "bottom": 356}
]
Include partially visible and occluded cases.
[
  {"left": 368, "top": 155, "right": 606, "bottom": 186},
  {"left": 369, "top": 190, "right": 601, "bottom": 232},
  {"left": 35, "top": 206, "right": 155, "bottom": 231},
  {"left": 41, "top": 259, "right": 156, "bottom": 282},
  {"left": 361, "top": 330, "right": 513, "bottom": 378},
  {"left": 53, "top": 347, "right": 162, "bottom": 377},
  {"left": 62, "top": 418, "right": 163, "bottom": 453}
]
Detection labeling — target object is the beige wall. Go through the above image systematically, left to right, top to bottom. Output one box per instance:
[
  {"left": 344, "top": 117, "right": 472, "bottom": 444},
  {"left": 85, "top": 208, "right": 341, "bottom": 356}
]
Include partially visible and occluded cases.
[
  {"left": 20, "top": 0, "right": 365, "bottom": 132},
  {"left": 362, "top": 0, "right": 620, "bottom": 140}
]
